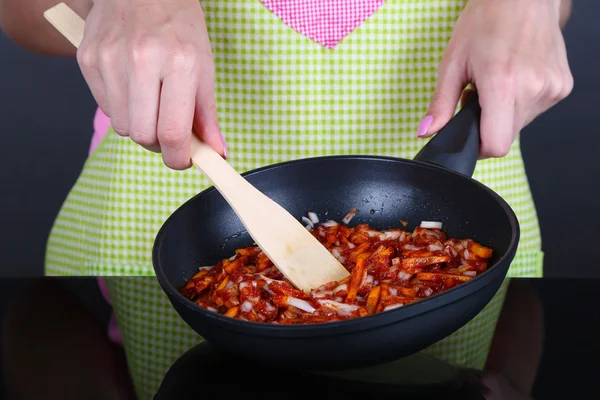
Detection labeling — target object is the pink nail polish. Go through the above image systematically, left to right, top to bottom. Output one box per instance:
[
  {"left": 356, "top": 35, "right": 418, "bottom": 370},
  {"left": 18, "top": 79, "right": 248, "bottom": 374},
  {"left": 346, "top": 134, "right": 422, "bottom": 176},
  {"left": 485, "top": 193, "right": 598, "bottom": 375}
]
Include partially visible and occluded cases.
[
  {"left": 417, "top": 115, "right": 434, "bottom": 137},
  {"left": 219, "top": 131, "right": 228, "bottom": 159}
]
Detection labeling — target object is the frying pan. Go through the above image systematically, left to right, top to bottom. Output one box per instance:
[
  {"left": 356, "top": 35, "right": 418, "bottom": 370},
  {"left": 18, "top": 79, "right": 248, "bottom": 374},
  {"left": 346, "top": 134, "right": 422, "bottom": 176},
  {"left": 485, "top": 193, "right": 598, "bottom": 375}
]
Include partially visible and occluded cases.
[{"left": 153, "top": 92, "right": 520, "bottom": 370}]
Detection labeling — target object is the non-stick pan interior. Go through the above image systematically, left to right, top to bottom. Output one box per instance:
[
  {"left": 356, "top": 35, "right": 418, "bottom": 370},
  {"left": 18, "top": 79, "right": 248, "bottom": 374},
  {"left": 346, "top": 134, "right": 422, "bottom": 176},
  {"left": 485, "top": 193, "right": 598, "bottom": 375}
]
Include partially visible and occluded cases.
[{"left": 155, "top": 156, "right": 519, "bottom": 292}]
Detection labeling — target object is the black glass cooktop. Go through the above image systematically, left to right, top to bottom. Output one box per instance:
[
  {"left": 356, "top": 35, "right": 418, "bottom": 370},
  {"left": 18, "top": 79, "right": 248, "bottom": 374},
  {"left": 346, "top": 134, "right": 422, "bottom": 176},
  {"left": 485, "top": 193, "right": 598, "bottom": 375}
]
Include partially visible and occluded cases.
[{"left": 155, "top": 341, "right": 485, "bottom": 400}]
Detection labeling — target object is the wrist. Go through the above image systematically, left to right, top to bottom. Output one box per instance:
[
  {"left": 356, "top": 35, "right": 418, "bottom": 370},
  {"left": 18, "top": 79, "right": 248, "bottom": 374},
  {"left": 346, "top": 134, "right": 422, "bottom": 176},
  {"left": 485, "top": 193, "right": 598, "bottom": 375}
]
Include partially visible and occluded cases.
[{"left": 468, "top": 0, "right": 564, "bottom": 24}]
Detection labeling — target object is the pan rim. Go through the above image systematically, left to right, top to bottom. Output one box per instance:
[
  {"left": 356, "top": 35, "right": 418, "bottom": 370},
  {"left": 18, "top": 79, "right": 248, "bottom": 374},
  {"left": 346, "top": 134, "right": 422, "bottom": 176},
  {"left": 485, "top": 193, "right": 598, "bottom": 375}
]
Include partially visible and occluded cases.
[{"left": 153, "top": 154, "right": 520, "bottom": 336}]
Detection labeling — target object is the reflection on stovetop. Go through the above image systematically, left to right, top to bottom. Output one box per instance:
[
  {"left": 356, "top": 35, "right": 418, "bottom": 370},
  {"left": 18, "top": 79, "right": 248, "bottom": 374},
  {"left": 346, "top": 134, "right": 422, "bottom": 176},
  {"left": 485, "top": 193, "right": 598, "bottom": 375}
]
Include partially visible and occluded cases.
[
  {"left": 154, "top": 278, "right": 600, "bottom": 400},
  {"left": 532, "top": 278, "right": 599, "bottom": 399},
  {"left": 154, "top": 341, "right": 485, "bottom": 400}
]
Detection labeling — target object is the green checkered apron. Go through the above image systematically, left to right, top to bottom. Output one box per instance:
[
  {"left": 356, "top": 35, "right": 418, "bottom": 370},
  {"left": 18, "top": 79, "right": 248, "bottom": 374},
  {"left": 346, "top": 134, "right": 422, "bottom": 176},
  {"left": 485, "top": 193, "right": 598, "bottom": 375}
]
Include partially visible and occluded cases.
[{"left": 44, "top": 0, "right": 543, "bottom": 398}]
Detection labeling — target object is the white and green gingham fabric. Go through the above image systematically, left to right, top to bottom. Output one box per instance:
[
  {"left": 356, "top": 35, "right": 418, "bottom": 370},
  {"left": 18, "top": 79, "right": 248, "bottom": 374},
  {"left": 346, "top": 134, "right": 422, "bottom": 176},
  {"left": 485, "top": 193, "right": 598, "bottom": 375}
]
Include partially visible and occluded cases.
[{"left": 45, "top": 0, "right": 543, "bottom": 398}]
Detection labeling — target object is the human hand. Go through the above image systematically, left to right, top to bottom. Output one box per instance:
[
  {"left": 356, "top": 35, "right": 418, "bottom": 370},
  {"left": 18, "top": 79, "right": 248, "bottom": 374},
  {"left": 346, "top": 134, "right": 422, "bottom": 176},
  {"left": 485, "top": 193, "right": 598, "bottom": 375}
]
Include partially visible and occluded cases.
[
  {"left": 77, "top": 0, "right": 226, "bottom": 170},
  {"left": 417, "top": 0, "right": 573, "bottom": 159},
  {"left": 480, "top": 371, "right": 534, "bottom": 400}
]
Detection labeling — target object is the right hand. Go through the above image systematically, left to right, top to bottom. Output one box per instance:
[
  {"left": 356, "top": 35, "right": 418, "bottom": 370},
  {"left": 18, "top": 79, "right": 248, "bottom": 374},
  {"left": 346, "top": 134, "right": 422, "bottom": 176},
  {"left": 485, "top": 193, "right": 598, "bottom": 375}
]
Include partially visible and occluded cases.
[{"left": 77, "top": 0, "right": 226, "bottom": 170}]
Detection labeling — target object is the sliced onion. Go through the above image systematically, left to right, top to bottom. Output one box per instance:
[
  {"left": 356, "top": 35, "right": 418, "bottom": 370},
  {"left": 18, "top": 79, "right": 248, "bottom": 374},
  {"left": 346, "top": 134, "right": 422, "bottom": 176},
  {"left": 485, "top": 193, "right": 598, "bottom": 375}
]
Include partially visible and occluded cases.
[
  {"left": 342, "top": 209, "right": 357, "bottom": 224},
  {"left": 308, "top": 212, "right": 319, "bottom": 224},
  {"left": 302, "top": 216, "right": 314, "bottom": 228},
  {"left": 321, "top": 220, "right": 339, "bottom": 227},
  {"left": 420, "top": 221, "right": 443, "bottom": 229},
  {"left": 305, "top": 224, "right": 312, "bottom": 230},
  {"left": 382, "top": 230, "right": 402, "bottom": 240},
  {"left": 347, "top": 242, "right": 355, "bottom": 249},
  {"left": 428, "top": 242, "right": 444, "bottom": 252},
  {"left": 403, "top": 244, "right": 421, "bottom": 251},
  {"left": 331, "top": 248, "right": 346, "bottom": 264},
  {"left": 464, "top": 249, "right": 471, "bottom": 260},
  {"left": 392, "top": 257, "right": 401, "bottom": 266},
  {"left": 199, "top": 265, "right": 214, "bottom": 271},
  {"left": 398, "top": 271, "right": 412, "bottom": 281},
  {"left": 463, "top": 271, "right": 476, "bottom": 277},
  {"left": 257, "top": 274, "right": 287, "bottom": 285},
  {"left": 239, "top": 281, "right": 249, "bottom": 291},
  {"left": 262, "top": 283, "right": 274, "bottom": 295},
  {"left": 334, "top": 283, "right": 348, "bottom": 293},
  {"left": 389, "top": 287, "right": 398, "bottom": 296},
  {"left": 424, "top": 287, "right": 434, "bottom": 296},
  {"left": 312, "top": 290, "right": 332, "bottom": 298},
  {"left": 286, "top": 297, "right": 316, "bottom": 313},
  {"left": 317, "top": 299, "right": 360, "bottom": 316},
  {"left": 240, "top": 301, "right": 253, "bottom": 313},
  {"left": 206, "top": 306, "right": 218, "bottom": 312}
]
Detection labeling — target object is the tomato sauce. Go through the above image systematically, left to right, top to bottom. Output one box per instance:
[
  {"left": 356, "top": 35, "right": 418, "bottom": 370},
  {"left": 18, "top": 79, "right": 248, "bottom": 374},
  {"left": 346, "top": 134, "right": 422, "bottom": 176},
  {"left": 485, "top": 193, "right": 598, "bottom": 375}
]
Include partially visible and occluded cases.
[{"left": 180, "top": 219, "right": 493, "bottom": 324}]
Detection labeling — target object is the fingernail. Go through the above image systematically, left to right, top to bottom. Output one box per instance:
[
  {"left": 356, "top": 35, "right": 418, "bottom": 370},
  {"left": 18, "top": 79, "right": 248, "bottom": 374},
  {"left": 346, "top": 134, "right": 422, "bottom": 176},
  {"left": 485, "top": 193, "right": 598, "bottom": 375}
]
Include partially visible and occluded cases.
[
  {"left": 416, "top": 115, "right": 434, "bottom": 137},
  {"left": 219, "top": 130, "right": 228, "bottom": 159}
]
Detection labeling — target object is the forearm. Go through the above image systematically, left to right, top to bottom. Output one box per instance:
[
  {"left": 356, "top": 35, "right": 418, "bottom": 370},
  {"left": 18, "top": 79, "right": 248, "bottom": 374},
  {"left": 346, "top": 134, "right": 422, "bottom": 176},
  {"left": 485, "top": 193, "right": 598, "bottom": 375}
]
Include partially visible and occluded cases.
[
  {"left": 0, "top": 0, "right": 93, "bottom": 56},
  {"left": 465, "top": 0, "right": 572, "bottom": 30}
]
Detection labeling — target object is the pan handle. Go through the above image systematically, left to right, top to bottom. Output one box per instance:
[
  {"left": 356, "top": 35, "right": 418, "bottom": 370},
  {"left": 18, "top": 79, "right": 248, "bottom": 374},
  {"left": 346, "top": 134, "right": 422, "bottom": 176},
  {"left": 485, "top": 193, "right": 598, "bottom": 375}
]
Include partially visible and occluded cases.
[{"left": 412, "top": 91, "right": 481, "bottom": 177}]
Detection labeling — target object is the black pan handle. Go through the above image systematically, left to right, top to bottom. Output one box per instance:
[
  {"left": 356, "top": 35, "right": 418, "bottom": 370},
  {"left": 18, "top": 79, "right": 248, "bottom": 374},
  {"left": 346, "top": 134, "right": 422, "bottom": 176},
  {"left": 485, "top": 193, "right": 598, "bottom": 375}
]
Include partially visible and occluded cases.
[{"left": 413, "top": 91, "right": 481, "bottom": 177}]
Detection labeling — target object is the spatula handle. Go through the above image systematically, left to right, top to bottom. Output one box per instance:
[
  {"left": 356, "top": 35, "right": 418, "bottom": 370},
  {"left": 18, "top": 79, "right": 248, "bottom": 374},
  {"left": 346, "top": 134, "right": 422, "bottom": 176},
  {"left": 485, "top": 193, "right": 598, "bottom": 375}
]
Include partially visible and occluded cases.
[
  {"left": 43, "top": 3, "right": 85, "bottom": 47},
  {"left": 190, "top": 136, "right": 266, "bottom": 217}
]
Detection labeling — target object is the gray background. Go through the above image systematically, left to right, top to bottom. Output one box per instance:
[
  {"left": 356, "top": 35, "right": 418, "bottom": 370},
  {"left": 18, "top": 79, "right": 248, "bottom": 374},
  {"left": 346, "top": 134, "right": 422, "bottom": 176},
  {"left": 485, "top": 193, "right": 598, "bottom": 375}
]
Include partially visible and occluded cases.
[{"left": 1, "top": 0, "right": 599, "bottom": 278}]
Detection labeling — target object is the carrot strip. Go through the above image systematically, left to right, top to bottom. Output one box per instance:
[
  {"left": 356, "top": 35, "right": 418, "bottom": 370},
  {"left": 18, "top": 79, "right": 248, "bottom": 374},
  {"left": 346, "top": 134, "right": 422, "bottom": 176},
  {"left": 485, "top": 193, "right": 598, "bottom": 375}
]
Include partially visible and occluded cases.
[
  {"left": 181, "top": 220, "right": 490, "bottom": 324},
  {"left": 469, "top": 242, "right": 493, "bottom": 259},
  {"left": 402, "top": 256, "right": 451, "bottom": 269},
  {"left": 346, "top": 259, "right": 366, "bottom": 303},
  {"left": 417, "top": 273, "right": 473, "bottom": 282},
  {"left": 365, "top": 286, "right": 381, "bottom": 314}
]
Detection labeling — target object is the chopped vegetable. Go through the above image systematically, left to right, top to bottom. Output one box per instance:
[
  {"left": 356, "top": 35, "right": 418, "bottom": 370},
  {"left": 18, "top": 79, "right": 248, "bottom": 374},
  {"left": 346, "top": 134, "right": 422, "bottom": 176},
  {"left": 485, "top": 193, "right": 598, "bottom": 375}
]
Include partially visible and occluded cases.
[
  {"left": 180, "top": 214, "right": 493, "bottom": 324},
  {"left": 420, "top": 221, "right": 442, "bottom": 229}
]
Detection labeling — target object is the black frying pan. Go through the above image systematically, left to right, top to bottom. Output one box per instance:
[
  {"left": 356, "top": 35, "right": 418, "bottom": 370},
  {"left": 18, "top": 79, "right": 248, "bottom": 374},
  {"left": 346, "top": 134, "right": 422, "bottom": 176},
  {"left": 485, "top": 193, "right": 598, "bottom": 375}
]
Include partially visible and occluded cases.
[{"left": 153, "top": 92, "right": 520, "bottom": 370}]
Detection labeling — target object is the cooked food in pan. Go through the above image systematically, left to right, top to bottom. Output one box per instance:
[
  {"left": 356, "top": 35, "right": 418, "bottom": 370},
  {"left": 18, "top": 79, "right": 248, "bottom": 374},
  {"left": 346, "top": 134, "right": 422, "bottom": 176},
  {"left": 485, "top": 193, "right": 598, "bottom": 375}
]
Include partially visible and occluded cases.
[{"left": 180, "top": 211, "right": 493, "bottom": 324}]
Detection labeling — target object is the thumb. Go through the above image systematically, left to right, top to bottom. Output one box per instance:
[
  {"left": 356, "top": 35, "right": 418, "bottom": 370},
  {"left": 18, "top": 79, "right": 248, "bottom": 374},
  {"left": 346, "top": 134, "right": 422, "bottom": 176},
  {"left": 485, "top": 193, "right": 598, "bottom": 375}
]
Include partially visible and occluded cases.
[
  {"left": 417, "top": 60, "right": 467, "bottom": 138},
  {"left": 193, "top": 65, "right": 228, "bottom": 159}
]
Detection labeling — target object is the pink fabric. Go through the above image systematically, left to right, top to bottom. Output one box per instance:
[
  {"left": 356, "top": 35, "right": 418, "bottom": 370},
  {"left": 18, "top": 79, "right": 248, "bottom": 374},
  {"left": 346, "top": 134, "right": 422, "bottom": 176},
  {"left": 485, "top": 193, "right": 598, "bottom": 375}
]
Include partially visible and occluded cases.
[
  {"left": 261, "top": 0, "right": 387, "bottom": 49},
  {"left": 91, "top": 108, "right": 110, "bottom": 155},
  {"left": 91, "top": 111, "right": 118, "bottom": 345},
  {"left": 97, "top": 278, "right": 123, "bottom": 346}
]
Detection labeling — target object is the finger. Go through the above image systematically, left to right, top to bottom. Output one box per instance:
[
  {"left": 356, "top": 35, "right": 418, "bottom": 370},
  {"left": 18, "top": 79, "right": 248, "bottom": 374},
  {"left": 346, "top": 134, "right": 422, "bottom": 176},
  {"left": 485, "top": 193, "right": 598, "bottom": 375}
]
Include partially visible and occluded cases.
[
  {"left": 98, "top": 44, "right": 130, "bottom": 137},
  {"left": 77, "top": 47, "right": 109, "bottom": 116},
  {"left": 418, "top": 58, "right": 468, "bottom": 138},
  {"left": 193, "top": 62, "right": 226, "bottom": 158},
  {"left": 127, "top": 67, "right": 161, "bottom": 153},
  {"left": 157, "top": 73, "right": 196, "bottom": 170},
  {"left": 477, "top": 77, "right": 517, "bottom": 159}
]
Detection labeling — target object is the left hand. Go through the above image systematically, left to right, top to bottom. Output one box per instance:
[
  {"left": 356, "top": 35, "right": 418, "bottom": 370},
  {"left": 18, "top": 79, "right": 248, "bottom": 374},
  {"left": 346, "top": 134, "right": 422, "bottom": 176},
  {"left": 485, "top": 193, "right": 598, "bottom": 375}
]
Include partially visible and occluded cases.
[{"left": 416, "top": 0, "right": 574, "bottom": 159}]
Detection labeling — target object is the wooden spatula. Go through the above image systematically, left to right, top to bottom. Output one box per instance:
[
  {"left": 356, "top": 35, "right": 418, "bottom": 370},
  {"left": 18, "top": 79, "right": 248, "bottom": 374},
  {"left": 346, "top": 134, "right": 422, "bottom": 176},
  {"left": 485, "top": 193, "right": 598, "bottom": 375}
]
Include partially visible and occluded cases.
[{"left": 44, "top": 2, "right": 350, "bottom": 292}]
